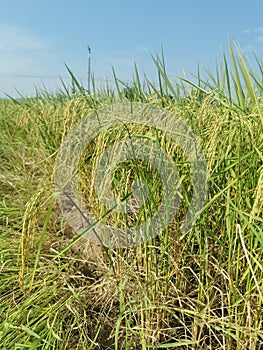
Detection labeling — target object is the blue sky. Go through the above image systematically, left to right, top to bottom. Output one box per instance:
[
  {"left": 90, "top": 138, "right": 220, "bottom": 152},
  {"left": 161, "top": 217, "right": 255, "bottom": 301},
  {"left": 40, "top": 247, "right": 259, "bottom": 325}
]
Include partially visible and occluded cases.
[{"left": 1, "top": 0, "right": 263, "bottom": 97}]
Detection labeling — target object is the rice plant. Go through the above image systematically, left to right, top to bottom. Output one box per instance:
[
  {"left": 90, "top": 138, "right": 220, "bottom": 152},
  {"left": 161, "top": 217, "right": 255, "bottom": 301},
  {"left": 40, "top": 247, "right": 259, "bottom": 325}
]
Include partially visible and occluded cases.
[{"left": 0, "top": 40, "right": 262, "bottom": 349}]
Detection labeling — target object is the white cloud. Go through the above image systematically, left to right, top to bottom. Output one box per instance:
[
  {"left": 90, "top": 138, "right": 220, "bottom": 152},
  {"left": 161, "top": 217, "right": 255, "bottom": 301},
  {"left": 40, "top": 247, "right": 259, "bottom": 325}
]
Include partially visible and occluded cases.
[
  {"left": 0, "top": 24, "right": 46, "bottom": 51},
  {"left": 0, "top": 24, "right": 51, "bottom": 76},
  {"left": 0, "top": 24, "right": 58, "bottom": 97},
  {"left": 240, "top": 27, "right": 263, "bottom": 53},
  {"left": 243, "top": 27, "right": 263, "bottom": 36},
  {"left": 137, "top": 45, "right": 150, "bottom": 53},
  {"left": 101, "top": 46, "right": 152, "bottom": 70},
  {"left": 101, "top": 52, "right": 135, "bottom": 70},
  {"left": 0, "top": 55, "right": 34, "bottom": 73}
]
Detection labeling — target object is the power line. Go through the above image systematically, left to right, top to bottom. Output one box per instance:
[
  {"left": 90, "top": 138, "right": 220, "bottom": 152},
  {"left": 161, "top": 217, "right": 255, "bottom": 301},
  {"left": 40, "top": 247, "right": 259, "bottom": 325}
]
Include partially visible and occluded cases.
[
  {"left": 0, "top": 73, "right": 116, "bottom": 83},
  {"left": 0, "top": 73, "right": 69, "bottom": 79}
]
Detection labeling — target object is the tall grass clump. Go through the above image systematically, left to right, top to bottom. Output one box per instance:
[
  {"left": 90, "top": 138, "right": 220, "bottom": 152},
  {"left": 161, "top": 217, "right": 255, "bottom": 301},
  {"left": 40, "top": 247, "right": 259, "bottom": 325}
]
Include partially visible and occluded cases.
[{"left": 0, "top": 40, "right": 262, "bottom": 349}]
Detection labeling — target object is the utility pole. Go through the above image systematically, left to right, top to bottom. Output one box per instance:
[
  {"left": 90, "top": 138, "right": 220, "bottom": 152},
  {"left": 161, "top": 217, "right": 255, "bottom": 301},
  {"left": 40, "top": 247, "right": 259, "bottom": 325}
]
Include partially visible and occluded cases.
[{"left": 87, "top": 45, "right": 91, "bottom": 94}]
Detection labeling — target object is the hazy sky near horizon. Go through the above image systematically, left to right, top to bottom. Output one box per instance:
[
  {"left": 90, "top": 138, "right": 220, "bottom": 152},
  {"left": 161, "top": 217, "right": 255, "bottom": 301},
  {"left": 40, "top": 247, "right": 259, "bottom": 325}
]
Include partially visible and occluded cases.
[{"left": 1, "top": 0, "right": 263, "bottom": 97}]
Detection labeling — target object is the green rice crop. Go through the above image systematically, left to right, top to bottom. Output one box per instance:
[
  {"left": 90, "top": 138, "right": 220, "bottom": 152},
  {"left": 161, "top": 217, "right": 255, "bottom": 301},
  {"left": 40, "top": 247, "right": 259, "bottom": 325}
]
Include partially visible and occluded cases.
[{"left": 0, "top": 40, "right": 262, "bottom": 349}]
